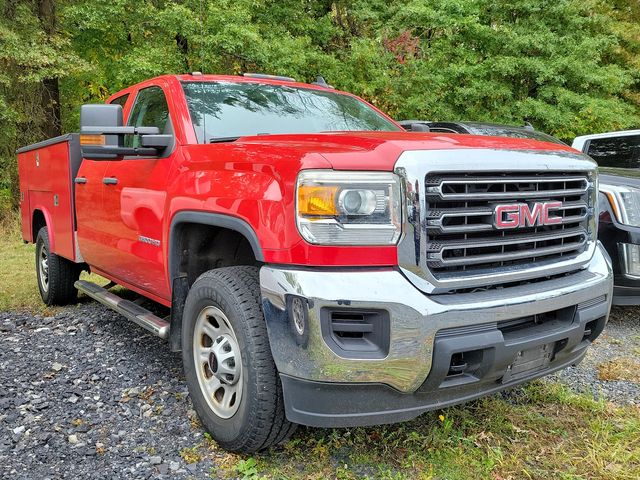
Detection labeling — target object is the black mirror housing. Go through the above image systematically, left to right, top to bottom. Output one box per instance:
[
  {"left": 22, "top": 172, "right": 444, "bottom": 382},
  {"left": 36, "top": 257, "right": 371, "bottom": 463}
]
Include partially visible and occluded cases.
[
  {"left": 79, "top": 104, "right": 172, "bottom": 160},
  {"left": 80, "top": 104, "right": 124, "bottom": 160},
  {"left": 80, "top": 104, "right": 123, "bottom": 130},
  {"left": 397, "top": 120, "right": 430, "bottom": 132}
]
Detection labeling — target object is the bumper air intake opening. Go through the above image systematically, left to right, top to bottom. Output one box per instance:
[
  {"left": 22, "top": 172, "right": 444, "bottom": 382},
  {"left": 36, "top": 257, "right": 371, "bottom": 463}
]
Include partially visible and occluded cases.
[
  {"left": 321, "top": 308, "right": 390, "bottom": 359},
  {"left": 582, "top": 316, "right": 606, "bottom": 343},
  {"left": 551, "top": 338, "right": 569, "bottom": 361},
  {"left": 445, "top": 349, "right": 484, "bottom": 381}
]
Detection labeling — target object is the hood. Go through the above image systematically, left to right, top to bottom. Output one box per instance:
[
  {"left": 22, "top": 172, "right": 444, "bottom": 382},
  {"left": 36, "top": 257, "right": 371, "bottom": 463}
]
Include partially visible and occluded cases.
[{"left": 230, "top": 131, "right": 577, "bottom": 171}]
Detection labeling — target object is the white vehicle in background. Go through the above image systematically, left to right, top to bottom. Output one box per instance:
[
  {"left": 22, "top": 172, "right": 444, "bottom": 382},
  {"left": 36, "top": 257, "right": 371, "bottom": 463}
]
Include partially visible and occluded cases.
[{"left": 572, "top": 130, "right": 640, "bottom": 305}]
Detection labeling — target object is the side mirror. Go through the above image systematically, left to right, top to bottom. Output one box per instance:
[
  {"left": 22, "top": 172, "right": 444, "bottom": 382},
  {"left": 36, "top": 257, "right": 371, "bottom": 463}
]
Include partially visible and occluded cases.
[
  {"left": 79, "top": 104, "right": 173, "bottom": 160},
  {"left": 80, "top": 104, "right": 123, "bottom": 160},
  {"left": 397, "top": 120, "right": 430, "bottom": 132},
  {"left": 140, "top": 135, "right": 173, "bottom": 149}
]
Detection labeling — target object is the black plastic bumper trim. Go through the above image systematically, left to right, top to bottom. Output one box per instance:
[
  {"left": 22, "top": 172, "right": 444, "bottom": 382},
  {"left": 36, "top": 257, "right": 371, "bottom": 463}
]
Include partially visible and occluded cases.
[
  {"left": 612, "top": 285, "right": 640, "bottom": 305},
  {"left": 281, "top": 299, "right": 609, "bottom": 428},
  {"left": 280, "top": 348, "right": 587, "bottom": 428}
]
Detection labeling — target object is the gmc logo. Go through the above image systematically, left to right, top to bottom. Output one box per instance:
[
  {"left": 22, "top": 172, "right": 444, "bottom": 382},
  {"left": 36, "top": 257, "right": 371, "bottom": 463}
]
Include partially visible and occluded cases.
[{"left": 494, "top": 202, "right": 563, "bottom": 229}]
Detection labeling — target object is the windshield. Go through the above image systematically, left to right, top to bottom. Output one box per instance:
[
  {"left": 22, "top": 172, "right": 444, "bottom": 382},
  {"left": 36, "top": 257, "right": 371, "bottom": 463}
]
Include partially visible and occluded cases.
[{"left": 182, "top": 81, "right": 400, "bottom": 143}]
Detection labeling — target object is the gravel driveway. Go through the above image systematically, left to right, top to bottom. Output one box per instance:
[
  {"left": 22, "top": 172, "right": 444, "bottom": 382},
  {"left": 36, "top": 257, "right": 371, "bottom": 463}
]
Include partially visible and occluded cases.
[
  {"left": 1, "top": 301, "right": 638, "bottom": 479},
  {"left": 0, "top": 302, "right": 215, "bottom": 479},
  {"left": 550, "top": 306, "right": 640, "bottom": 405}
]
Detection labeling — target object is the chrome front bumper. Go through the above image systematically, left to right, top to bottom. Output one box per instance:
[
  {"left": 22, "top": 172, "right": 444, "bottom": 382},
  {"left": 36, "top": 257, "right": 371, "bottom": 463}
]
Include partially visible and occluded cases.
[{"left": 260, "top": 243, "right": 612, "bottom": 395}]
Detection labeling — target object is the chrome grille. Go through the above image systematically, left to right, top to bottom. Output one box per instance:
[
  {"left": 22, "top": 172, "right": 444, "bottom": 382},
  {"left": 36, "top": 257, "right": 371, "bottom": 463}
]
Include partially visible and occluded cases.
[{"left": 425, "top": 172, "right": 591, "bottom": 277}]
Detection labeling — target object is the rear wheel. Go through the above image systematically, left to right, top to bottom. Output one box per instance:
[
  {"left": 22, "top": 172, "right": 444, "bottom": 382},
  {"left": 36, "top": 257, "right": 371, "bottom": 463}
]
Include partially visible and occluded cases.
[
  {"left": 35, "top": 227, "right": 80, "bottom": 306},
  {"left": 182, "top": 266, "right": 296, "bottom": 453}
]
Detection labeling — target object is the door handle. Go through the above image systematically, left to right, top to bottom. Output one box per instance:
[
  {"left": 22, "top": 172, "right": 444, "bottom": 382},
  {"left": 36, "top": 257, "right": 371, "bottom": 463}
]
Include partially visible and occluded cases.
[
  {"left": 74, "top": 177, "right": 87, "bottom": 184},
  {"left": 103, "top": 177, "right": 118, "bottom": 185}
]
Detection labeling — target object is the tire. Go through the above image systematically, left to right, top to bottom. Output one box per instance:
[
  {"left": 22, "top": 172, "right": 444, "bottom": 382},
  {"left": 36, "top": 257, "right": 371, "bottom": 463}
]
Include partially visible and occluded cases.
[
  {"left": 35, "top": 227, "right": 80, "bottom": 306},
  {"left": 182, "top": 266, "right": 296, "bottom": 453}
]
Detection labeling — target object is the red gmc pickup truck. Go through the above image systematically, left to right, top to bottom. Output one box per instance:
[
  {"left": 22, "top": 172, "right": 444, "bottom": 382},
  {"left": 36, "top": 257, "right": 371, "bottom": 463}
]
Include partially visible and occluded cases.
[{"left": 17, "top": 73, "right": 613, "bottom": 453}]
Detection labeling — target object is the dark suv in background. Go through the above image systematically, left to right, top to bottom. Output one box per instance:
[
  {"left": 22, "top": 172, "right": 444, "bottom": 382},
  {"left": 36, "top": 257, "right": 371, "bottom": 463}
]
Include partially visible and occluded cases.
[
  {"left": 399, "top": 120, "right": 566, "bottom": 145},
  {"left": 401, "top": 121, "right": 639, "bottom": 305}
]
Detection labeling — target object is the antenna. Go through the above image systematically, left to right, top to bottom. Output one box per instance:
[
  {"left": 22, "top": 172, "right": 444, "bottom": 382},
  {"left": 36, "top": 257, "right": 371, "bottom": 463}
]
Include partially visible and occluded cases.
[{"left": 311, "top": 75, "right": 334, "bottom": 88}]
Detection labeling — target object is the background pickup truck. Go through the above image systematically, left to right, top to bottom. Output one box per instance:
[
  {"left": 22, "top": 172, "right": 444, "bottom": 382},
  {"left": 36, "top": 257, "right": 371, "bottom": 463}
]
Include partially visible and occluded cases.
[
  {"left": 17, "top": 73, "right": 613, "bottom": 453},
  {"left": 572, "top": 130, "right": 640, "bottom": 305}
]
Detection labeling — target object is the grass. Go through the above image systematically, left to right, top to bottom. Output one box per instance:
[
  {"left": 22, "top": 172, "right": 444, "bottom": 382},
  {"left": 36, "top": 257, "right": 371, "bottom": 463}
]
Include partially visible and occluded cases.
[
  {"left": 0, "top": 214, "right": 104, "bottom": 313},
  {"left": 0, "top": 214, "right": 51, "bottom": 313},
  {"left": 1, "top": 214, "right": 639, "bottom": 478},
  {"left": 598, "top": 358, "right": 640, "bottom": 383},
  {"left": 212, "top": 382, "right": 640, "bottom": 480}
]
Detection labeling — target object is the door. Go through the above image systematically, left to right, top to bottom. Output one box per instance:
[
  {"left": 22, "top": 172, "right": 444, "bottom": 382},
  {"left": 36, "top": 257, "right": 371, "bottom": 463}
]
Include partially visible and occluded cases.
[
  {"left": 100, "top": 85, "right": 175, "bottom": 299},
  {"left": 75, "top": 159, "right": 109, "bottom": 267}
]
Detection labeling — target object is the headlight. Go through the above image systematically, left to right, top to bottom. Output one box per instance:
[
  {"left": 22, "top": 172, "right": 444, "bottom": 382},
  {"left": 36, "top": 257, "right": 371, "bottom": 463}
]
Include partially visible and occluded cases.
[
  {"left": 296, "top": 170, "right": 402, "bottom": 245},
  {"left": 600, "top": 184, "right": 640, "bottom": 226},
  {"left": 619, "top": 243, "right": 640, "bottom": 278}
]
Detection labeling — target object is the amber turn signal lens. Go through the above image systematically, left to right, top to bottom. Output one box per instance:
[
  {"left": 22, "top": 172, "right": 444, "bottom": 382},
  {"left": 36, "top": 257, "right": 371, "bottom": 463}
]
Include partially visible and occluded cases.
[
  {"left": 79, "top": 134, "right": 105, "bottom": 146},
  {"left": 298, "top": 185, "right": 339, "bottom": 216},
  {"left": 604, "top": 191, "right": 620, "bottom": 222}
]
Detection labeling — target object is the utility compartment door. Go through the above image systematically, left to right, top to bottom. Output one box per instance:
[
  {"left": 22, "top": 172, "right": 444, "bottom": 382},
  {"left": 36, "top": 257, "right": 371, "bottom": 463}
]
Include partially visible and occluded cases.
[
  {"left": 17, "top": 135, "right": 79, "bottom": 261},
  {"left": 17, "top": 149, "right": 32, "bottom": 242}
]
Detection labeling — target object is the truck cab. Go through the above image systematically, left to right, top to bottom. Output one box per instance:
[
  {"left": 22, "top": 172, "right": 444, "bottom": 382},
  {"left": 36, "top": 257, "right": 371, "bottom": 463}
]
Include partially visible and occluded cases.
[{"left": 18, "top": 74, "right": 613, "bottom": 453}]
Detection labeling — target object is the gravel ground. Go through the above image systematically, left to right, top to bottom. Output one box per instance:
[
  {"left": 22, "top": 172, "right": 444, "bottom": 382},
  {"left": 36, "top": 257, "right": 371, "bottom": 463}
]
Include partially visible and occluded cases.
[
  {"left": 0, "top": 301, "right": 220, "bottom": 479},
  {"left": 1, "top": 301, "right": 639, "bottom": 479},
  {"left": 550, "top": 305, "right": 640, "bottom": 405}
]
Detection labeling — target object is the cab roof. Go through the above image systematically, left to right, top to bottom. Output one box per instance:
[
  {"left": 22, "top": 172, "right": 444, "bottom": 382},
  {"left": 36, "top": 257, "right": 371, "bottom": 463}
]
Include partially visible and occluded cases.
[{"left": 172, "top": 73, "right": 336, "bottom": 92}]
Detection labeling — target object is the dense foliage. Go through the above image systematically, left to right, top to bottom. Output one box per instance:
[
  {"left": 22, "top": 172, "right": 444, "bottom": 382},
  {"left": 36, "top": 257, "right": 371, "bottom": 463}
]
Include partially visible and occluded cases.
[{"left": 1, "top": 0, "right": 639, "bottom": 209}]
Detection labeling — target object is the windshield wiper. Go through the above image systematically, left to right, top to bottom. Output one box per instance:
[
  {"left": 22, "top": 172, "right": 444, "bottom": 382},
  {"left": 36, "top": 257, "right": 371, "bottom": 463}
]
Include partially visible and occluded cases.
[
  {"left": 208, "top": 133, "right": 273, "bottom": 143},
  {"left": 208, "top": 136, "right": 240, "bottom": 143}
]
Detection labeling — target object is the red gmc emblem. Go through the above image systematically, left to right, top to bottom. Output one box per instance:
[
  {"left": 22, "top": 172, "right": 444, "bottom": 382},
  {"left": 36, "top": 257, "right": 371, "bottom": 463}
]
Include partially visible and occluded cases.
[{"left": 494, "top": 201, "right": 563, "bottom": 229}]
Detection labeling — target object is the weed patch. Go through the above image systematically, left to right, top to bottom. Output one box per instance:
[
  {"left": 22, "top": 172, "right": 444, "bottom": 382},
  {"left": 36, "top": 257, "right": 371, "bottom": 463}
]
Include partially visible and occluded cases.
[
  {"left": 598, "top": 358, "right": 640, "bottom": 383},
  {"left": 223, "top": 382, "right": 640, "bottom": 480}
]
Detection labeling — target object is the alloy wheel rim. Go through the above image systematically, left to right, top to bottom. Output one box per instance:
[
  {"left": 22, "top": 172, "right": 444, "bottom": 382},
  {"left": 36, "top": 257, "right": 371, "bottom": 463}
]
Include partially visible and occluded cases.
[{"left": 193, "top": 306, "right": 242, "bottom": 419}]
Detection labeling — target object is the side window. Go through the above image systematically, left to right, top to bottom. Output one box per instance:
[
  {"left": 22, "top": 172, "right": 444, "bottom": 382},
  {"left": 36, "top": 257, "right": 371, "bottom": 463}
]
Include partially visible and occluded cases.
[
  {"left": 125, "top": 86, "right": 170, "bottom": 148},
  {"left": 109, "top": 94, "right": 129, "bottom": 109},
  {"left": 587, "top": 135, "right": 640, "bottom": 168}
]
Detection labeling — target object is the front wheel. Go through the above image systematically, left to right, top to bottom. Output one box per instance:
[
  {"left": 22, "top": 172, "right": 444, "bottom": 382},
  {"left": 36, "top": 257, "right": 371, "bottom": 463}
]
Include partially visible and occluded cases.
[
  {"left": 35, "top": 227, "right": 80, "bottom": 306},
  {"left": 182, "top": 266, "right": 296, "bottom": 453}
]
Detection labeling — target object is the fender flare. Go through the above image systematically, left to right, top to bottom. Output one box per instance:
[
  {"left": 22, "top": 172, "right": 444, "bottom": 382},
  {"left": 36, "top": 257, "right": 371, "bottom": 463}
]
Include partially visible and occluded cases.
[
  {"left": 31, "top": 207, "right": 56, "bottom": 252},
  {"left": 167, "top": 211, "right": 264, "bottom": 283}
]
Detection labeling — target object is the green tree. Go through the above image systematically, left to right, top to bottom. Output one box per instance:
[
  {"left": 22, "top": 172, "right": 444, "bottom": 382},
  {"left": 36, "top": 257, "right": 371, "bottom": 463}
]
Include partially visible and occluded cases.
[
  {"left": 0, "top": 0, "right": 84, "bottom": 210},
  {"left": 1, "top": 0, "right": 639, "bottom": 213},
  {"left": 352, "top": 0, "right": 639, "bottom": 140}
]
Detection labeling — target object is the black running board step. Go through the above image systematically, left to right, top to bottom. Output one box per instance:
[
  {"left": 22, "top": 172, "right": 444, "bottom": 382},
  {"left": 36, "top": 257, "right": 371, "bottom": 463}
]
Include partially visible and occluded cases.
[{"left": 75, "top": 280, "right": 169, "bottom": 339}]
